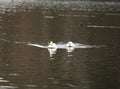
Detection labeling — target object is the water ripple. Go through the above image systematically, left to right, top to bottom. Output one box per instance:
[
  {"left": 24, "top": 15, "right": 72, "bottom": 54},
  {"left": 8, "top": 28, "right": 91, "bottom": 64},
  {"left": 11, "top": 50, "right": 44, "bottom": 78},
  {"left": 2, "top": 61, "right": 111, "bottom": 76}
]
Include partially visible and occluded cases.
[
  {"left": 0, "top": 1, "right": 120, "bottom": 13},
  {"left": 44, "top": 16, "right": 55, "bottom": 19},
  {"left": 87, "top": 25, "right": 120, "bottom": 29},
  {"left": 27, "top": 42, "right": 104, "bottom": 57},
  {"left": 27, "top": 42, "right": 101, "bottom": 49},
  {"left": 8, "top": 73, "right": 20, "bottom": 76},
  {"left": 0, "top": 80, "right": 9, "bottom": 83},
  {"left": 65, "top": 83, "right": 76, "bottom": 88},
  {"left": 26, "top": 85, "right": 38, "bottom": 88},
  {"left": 0, "top": 86, "right": 18, "bottom": 89}
]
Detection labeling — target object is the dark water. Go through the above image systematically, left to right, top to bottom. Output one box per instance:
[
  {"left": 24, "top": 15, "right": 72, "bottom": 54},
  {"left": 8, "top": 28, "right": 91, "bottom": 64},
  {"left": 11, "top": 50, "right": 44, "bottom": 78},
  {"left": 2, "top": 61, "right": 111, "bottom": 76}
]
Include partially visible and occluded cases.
[{"left": 0, "top": 0, "right": 120, "bottom": 89}]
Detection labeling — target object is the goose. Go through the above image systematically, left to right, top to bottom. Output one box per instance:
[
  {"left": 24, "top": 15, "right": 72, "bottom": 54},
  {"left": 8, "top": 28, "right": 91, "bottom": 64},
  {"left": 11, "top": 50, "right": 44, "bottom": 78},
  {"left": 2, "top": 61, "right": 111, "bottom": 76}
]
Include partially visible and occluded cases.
[
  {"left": 48, "top": 41, "right": 57, "bottom": 49},
  {"left": 66, "top": 41, "right": 75, "bottom": 47}
]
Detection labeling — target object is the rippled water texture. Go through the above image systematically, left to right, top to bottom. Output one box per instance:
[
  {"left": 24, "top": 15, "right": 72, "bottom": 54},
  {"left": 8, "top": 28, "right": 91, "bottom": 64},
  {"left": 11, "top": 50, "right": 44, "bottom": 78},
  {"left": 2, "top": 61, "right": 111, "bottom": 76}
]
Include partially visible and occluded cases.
[{"left": 0, "top": 0, "right": 120, "bottom": 89}]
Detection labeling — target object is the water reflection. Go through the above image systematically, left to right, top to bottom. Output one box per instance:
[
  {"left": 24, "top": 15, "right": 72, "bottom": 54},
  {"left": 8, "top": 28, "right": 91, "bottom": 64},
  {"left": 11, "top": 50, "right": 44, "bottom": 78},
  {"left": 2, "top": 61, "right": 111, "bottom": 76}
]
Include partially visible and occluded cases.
[
  {"left": 87, "top": 25, "right": 120, "bottom": 29},
  {"left": 27, "top": 42, "right": 102, "bottom": 58},
  {"left": 27, "top": 42, "right": 100, "bottom": 49},
  {"left": 66, "top": 46, "right": 74, "bottom": 53},
  {"left": 48, "top": 48, "right": 57, "bottom": 58},
  {"left": 0, "top": 76, "right": 17, "bottom": 89},
  {"left": 0, "top": 77, "right": 9, "bottom": 83},
  {"left": 0, "top": 86, "right": 18, "bottom": 89}
]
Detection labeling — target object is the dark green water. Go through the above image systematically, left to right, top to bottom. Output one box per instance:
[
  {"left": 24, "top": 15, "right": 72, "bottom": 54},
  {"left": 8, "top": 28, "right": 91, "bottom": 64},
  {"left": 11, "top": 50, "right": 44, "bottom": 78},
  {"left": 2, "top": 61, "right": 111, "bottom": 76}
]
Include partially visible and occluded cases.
[{"left": 0, "top": 1, "right": 120, "bottom": 89}]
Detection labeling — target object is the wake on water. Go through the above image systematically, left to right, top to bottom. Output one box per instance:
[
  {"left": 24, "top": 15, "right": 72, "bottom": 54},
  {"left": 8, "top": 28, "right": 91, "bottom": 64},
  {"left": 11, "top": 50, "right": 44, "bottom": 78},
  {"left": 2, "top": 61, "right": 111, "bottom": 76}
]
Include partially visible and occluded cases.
[{"left": 27, "top": 42, "right": 103, "bottom": 49}]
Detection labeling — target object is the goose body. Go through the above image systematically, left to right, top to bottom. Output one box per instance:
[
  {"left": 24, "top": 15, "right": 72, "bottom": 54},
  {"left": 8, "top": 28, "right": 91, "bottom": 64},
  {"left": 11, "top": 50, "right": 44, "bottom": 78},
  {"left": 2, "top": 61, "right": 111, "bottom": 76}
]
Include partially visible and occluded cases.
[{"left": 48, "top": 41, "right": 57, "bottom": 49}]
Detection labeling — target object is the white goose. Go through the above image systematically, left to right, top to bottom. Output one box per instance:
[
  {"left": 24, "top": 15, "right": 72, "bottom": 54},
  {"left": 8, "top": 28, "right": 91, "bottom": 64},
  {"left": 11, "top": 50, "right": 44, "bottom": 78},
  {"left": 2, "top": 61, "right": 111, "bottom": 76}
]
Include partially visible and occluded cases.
[
  {"left": 48, "top": 41, "right": 57, "bottom": 49},
  {"left": 66, "top": 41, "right": 75, "bottom": 47}
]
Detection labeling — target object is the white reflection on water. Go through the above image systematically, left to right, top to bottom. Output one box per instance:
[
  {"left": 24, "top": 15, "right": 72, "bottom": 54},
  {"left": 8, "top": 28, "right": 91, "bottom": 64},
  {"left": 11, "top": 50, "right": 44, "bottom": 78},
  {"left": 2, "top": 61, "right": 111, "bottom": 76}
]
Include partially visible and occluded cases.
[
  {"left": 44, "top": 16, "right": 55, "bottom": 19},
  {"left": 87, "top": 25, "right": 120, "bottom": 29},
  {"left": 27, "top": 42, "right": 101, "bottom": 57},
  {"left": 27, "top": 42, "right": 98, "bottom": 49},
  {"left": 27, "top": 43, "right": 46, "bottom": 48},
  {"left": 66, "top": 46, "right": 74, "bottom": 53},
  {"left": 48, "top": 48, "right": 57, "bottom": 57},
  {"left": 8, "top": 73, "right": 20, "bottom": 76},
  {"left": 0, "top": 77, "right": 9, "bottom": 83},
  {"left": 0, "top": 77, "right": 17, "bottom": 89},
  {"left": 0, "top": 77, "right": 3, "bottom": 80},
  {"left": 0, "top": 80, "right": 9, "bottom": 83},
  {"left": 65, "top": 83, "right": 76, "bottom": 88},
  {"left": 25, "top": 85, "right": 38, "bottom": 88},
  {"left": 0, "top": 86, "right": 18, "bottom": 89}
]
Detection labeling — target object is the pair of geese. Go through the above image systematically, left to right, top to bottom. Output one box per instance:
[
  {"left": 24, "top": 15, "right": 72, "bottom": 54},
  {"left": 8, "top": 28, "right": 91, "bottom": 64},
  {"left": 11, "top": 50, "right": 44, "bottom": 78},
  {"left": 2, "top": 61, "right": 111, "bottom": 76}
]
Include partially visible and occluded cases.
[{"left": 48, "top": 41, "right": 75, "bottom": 49}]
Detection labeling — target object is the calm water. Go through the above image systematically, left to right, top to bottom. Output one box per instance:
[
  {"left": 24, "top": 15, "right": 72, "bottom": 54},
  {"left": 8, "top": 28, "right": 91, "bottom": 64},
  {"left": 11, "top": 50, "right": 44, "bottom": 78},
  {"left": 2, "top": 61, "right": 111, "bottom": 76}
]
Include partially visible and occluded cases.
[{"left": 0, "top": 0, "right": 120, "bottom": 89}]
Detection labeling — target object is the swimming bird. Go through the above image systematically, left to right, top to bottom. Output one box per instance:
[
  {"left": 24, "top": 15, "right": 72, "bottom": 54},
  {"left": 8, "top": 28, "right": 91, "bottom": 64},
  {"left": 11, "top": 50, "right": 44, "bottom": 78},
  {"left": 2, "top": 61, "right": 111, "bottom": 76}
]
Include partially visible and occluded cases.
[
  {"left": 48, "top": 41, "right": 57, "bottom": 49},
  {"left": 66, "top": 41, "right": 75, "bottom": 47}
]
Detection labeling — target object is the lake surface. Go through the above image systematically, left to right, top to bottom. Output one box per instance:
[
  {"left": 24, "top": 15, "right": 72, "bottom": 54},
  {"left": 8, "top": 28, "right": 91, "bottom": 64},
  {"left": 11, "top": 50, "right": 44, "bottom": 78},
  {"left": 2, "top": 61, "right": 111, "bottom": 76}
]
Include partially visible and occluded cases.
[{"left": 0, "top": 0, "right": 120, "bottom": 89}]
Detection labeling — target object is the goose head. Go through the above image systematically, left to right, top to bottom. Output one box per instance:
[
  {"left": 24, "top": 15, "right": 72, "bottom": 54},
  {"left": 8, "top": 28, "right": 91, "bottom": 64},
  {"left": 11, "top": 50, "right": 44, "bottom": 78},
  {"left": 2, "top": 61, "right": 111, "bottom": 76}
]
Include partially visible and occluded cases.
[
  {"left": 48, "top": 41, "right": 57, "bottom": 48},
  {"left": 66, "top": 41, "right": 75, "bottom": 47}
]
